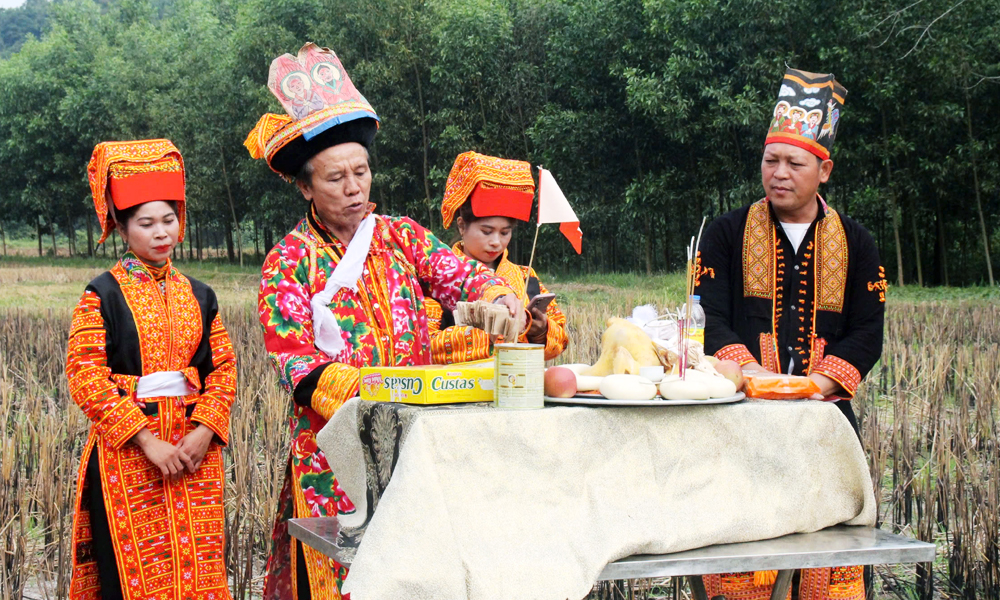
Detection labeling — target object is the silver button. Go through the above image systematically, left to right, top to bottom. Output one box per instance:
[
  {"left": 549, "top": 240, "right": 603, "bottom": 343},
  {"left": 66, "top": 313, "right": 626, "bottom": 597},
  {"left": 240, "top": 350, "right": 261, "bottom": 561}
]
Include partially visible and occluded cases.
[
  {"left": 794, "top": 265, "right": 800, "bottom": 271},
  {"left": 791, "top": 305, "right": 797, "bottom": 311},
  {"left": 787, "top": 346, "right": 794, "bottom": 352}
]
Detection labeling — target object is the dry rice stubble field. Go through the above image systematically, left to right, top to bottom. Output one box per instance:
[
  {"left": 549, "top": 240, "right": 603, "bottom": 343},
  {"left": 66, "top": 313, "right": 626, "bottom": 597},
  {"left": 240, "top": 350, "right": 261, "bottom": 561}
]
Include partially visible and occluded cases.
[{"left": 1, "top": 262, "right": 998, "bottom": 600}]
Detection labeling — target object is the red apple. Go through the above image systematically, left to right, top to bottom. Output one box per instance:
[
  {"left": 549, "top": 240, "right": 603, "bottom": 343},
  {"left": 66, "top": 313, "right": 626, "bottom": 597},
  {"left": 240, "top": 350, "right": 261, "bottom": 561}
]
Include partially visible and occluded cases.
[{"left": 544, "top": 366, "right": 578, "bottom": 398}]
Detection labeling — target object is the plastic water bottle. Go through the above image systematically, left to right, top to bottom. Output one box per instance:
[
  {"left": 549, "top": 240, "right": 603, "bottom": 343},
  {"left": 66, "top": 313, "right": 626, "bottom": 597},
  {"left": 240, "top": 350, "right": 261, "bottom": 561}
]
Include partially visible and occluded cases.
[{"left": 688, "top": 295, "right": 706, "bottom": 347}]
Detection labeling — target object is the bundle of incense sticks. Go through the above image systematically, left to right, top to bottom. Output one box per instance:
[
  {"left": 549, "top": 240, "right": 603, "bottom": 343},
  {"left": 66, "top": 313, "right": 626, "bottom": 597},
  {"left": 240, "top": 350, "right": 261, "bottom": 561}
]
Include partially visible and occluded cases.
[{"left": 679, "top": 217, "right": 707, "bottom": 380}]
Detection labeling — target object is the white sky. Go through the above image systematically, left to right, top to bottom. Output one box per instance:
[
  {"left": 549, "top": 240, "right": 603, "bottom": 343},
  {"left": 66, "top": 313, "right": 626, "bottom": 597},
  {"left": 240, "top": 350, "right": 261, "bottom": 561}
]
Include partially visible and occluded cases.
[{"left": 0, "top": 0, "right": 27, "bottom": 8}]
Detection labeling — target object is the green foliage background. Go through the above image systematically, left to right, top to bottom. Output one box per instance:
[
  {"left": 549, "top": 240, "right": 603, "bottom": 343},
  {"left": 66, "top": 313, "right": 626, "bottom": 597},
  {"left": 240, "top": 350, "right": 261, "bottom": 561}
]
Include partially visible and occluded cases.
[{"left": 0, "top": 0, "right": 997, "bottom": 285}]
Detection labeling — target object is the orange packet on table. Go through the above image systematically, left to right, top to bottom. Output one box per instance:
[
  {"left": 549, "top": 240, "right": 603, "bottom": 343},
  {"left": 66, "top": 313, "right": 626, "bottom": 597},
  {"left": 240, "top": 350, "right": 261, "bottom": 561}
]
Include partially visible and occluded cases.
[{"left": 745, "top": 374, "right": 821, "bottom": 400}]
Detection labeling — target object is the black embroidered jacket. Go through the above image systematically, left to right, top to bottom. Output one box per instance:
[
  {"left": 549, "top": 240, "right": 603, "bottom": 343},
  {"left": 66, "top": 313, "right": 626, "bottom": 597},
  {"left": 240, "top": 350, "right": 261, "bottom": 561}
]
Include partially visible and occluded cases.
[{"left": 697, "top": 198, "right": 887, "bottom": 427}]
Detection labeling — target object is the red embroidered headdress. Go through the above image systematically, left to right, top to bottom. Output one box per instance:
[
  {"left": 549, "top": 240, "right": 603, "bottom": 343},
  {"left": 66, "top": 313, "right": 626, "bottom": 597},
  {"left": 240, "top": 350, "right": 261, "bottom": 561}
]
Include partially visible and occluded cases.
[
  {"left": 244, "top": 42, "right": 380, "bottom": 180},
  {"left": 764, "top": 68, "right": 847, "bottom": 161},
  {"left": 87, "top": 139, "right": 186, "bottom": 243},
  {"left": 441, "top": 151, "right": 535, "bottom": 229}
]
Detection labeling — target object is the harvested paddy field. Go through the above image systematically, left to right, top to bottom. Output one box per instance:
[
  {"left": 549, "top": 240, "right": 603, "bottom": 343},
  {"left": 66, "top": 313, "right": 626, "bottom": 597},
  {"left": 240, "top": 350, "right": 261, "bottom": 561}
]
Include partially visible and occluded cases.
[{"left": 1, "top": 260, "right": 997, "bottom": 599}]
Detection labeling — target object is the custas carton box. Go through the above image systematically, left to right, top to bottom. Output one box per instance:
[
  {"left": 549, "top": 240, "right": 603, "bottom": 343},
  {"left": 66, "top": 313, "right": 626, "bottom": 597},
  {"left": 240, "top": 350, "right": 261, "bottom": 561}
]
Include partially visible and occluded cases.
[{"left": 358, "top": 360, "right": 495, "bottom": 404}]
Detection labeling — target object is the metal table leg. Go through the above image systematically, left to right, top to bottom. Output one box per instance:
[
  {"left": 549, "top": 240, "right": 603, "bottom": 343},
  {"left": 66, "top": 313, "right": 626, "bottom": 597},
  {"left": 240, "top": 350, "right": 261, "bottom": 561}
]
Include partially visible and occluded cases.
[
  {"left": 769, "top": 570, "right": 794, "bottom": 600},
  {"left": 688, "top": 575, "right": 709, "bottom": 600}
]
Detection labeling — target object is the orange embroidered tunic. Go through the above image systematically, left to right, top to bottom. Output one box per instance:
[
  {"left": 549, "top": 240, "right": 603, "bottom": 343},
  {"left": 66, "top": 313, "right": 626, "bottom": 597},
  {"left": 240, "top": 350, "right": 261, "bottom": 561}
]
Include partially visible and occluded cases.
[
  {"left": 425, "top": 243, "right": 569, "bottom": 363},
  {"left": 67, "top": 253, "right": 236, "bottom": 600}
]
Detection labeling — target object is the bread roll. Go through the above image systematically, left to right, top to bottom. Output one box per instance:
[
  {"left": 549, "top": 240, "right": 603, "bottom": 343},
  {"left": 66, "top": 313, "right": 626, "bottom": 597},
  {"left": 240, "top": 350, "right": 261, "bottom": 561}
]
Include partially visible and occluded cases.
[{"left": 599, "top": 374, "right": 658, "bottom": 401}]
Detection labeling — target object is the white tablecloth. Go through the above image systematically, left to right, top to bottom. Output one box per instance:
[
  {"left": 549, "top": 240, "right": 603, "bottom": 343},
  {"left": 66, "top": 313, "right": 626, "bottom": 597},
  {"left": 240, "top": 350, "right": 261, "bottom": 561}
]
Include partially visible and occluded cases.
[{"left": 317, "top": 398, "right": 875, "bottom": 600}]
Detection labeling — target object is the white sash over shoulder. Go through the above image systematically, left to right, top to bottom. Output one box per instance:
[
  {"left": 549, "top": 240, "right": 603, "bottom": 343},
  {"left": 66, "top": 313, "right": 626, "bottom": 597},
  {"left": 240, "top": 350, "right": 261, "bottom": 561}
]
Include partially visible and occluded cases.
[{"left": 311, "top": 213, "right": 377, "bottom": 358}]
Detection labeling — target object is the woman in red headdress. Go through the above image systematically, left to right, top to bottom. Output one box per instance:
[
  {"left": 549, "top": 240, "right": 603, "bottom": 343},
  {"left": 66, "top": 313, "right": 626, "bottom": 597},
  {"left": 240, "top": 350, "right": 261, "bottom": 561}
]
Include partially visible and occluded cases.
[
  {"left": 66, "top": 140, "right": 236, "bottom": 600},
  {"left": 426, "top": 151, "right": 570, "bottom": 363}
]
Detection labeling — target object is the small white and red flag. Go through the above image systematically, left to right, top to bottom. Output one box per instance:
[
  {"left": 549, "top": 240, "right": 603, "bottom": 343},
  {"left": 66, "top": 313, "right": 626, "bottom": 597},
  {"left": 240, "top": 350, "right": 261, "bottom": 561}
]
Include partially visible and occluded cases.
[{"left": 537, "top": 167, "right": 582, "bottom": 254}]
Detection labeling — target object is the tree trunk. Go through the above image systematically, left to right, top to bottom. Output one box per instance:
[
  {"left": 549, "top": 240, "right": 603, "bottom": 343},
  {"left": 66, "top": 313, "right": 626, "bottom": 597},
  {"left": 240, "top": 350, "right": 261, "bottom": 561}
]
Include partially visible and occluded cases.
[
  {"left": 412, "top": 60, "right": 433, "bottom": 226},
  {"left": 964, "top": 88, "right": 994, "bottom": 285},
  {"left": 881, "top": 110, "right": 905, "bottom": 287},
  {"left": 634, "top": 137, "right": 651, "bottom": 275},
  {"left": 219, "top": 144, "right": 244, "bottom": 267},
  {"left": 935, "top": 193, "right": 949, "bottom": 286},
  {"left": 909, "top": 195, "right": 924, "bottom": 287},
  {"left": 66, "top": 209, "right": 77, "bottom": 256},
  {"left": 86, "top": 213, "right": 94, "bottom": 257},
  {"left": 188, "top": 215, "right": 194, "bottom": 260},
  {"left": 49, "top": 217, "right": 58, "bottom": 257},
  {"left": 253, "top": 217, "right": 260, "bottom": 262},
  {"left": 37, "top": 218, "right": 43, "bottom": 256},
  {"left": 196, "top": 218, "right": 203, "bottom": 260},
  {"left": 643, "top": 219, "right": 653, "bottom": 277},
  {"left": 0, "top": 220, "right": 6, "bottom": 256},
  {"left": 225, "top": 220, "right": 235, "bottom": 263},
  {"left": 662, "top": 224, "right": 671, "bottom": 271},
  {"left": 264, "top": 226, "right": 273, "bottom": 257},
  {"left": 112, "top": 230, "right": 119, "bottom": 257},
  {"left": 611, "top": 232, "right": 616, "bottom": 272}
]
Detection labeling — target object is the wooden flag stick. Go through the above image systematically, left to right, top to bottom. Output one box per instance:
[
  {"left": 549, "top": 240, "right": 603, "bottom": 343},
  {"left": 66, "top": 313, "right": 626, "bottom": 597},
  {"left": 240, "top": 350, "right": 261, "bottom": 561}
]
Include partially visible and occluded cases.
[{"left": 524, "top": 223, "right": 541, "bottom": 295}]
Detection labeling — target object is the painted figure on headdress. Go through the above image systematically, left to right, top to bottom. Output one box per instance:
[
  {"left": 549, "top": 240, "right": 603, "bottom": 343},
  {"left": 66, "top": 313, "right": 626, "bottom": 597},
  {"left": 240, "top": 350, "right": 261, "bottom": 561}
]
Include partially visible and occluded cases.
[
  {"left": 311, "top": 61, "right": 345, "bottom": 101},
  {"left": 282, "top": 71, "right": 326, "bottom": 119},
  {"left": 818, "top": 98, "right": 840, "bottom": 141},
  {"left": 769, "top": 101, "right": 792, "bottom": 133},
  {"left": 782, "top": 106, "right": 806, "bottom": 134},
  {"left": 799, "top": 109, "right": 823, "bottom": 140}
]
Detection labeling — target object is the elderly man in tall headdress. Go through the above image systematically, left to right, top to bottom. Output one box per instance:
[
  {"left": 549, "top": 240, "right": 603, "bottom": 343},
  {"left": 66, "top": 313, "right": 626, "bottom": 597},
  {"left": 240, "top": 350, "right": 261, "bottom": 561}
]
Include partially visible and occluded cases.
[
  {"left": 245, "top": 43, "right": 522, "bottom": 600},
  {"left": 696, "top": 68, "right": 887, "bottom": 600}
]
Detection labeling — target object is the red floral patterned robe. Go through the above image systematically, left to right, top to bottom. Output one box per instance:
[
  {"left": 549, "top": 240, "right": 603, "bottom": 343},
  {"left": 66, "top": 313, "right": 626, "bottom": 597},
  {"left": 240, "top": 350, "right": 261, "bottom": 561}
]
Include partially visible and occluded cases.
[
  {"left": 259, "top": 207, "right": 511, "bottom": 599},
  {"left": 67, "top": 253, "right": 237, "bottom": 600}
]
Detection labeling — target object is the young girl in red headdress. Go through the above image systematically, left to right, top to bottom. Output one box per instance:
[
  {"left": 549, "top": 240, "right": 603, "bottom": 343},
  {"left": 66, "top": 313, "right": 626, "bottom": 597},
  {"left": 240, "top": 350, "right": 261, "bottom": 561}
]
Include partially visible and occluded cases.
[
  {"left": 66, "top": 140, "right": 236, "bottom": 600},
  {"left": 426, "top": 151, "right": 570, "bottom": 363}
]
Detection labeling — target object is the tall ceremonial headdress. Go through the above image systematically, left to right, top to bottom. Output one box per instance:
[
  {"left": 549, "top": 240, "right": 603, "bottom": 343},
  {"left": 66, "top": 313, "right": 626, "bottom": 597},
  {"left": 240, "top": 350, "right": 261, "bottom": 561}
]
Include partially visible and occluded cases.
[
  {"left": 244, "top": 43, "right": 380, "bottom": 180},
  {"left": 764, "top": 68, "right": 847, "bottom": 161},
  {"left": 87, "top": 139, "right": 186, "bottom": 244},
  {"left": 440, "top": 151, "right": 535, "bottom": 229}
]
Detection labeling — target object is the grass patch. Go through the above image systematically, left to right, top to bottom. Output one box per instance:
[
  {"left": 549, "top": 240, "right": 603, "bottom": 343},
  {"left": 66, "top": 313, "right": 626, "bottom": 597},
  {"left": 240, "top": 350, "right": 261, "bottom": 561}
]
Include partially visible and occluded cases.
[
  {"left": 0, "top": 257, "right": 261, "bottom": 310},
  {"left": 3, "top": 258, "right": 996, "bottom": 312}
]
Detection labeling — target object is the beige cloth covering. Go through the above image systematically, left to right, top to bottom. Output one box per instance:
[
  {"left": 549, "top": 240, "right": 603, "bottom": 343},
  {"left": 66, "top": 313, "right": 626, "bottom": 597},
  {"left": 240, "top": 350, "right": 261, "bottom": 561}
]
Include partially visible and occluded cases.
[{"left": 317, "top": 398, "right": 876, "bottom": 600}]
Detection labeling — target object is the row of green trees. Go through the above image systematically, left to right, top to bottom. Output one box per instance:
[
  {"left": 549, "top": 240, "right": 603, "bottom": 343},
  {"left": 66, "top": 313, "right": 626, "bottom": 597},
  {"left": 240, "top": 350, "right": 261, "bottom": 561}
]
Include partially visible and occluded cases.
[{"left": 0, "top": 0, "right": 997, "bottom": 284}]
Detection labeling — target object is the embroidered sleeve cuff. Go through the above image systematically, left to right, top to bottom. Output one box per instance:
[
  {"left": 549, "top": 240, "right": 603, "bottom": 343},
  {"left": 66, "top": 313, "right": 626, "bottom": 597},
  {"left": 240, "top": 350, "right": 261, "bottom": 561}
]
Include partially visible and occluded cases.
[
  {"left": 425, "top": 298, "right": 444, "bottom": 334},
  {"left": 542, "top": 318, "right": 569, "bottom": 361},
  {"left": 431, "top": 326, "right": 491, "bottom": 364},
  {"left": 715, "top": 344, "right": 757, "bottom": 366},
  {"left": 812, "top": 355, "right": 862, "bottom": 398},
  {"left": 311, "top": 363, "right": 359, "bottom": 421},
  {"left": 110, "top": 374, "right": 140, "bottom": 400},
  {"left": 192, "top": 401, "right": 231, "bottom": 444},
  {"left": 99, "top": 402, "right": 150, "bottom": 449}
]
